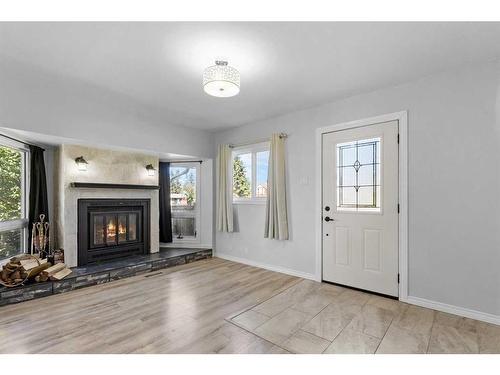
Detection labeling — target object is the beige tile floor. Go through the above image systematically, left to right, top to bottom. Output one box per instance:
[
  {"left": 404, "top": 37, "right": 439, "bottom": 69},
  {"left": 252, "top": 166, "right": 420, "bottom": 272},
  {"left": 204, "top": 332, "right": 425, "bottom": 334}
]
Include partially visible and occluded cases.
[{"left": 228, "top": 279, "right": 500, "bottom": 354}]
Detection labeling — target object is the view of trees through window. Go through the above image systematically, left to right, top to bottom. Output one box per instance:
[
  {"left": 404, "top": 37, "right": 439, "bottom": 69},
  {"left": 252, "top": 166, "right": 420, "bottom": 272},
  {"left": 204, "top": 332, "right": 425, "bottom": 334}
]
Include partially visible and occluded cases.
[
  {"left": 0, "top": 145, "right": 24, "bottom": 258},
  {"left": 0, "top": 146, "right": 22, "bottom": 221},
  {"left": 233, "top": 149, "right": 269, "bottom": 199},
  {"left": 233, "top": 154, "right": 251, "bottom": 198},
  {"left": 170, "top": 165, "right": 197, "bottom": 239},
  {"left": 170, "top": 167, "right": 196, "bottom": 207},
  {"left": 0, "top": 229, "right": 22, "bottom": 259}
]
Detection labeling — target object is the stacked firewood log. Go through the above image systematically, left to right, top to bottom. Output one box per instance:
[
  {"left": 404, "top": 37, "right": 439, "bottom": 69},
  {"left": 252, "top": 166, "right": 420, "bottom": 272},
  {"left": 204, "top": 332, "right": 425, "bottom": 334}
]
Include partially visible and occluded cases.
[
  {"left": 0, "top": 254, "right": 72, "bottom": 287},
  {"left": 35, "top": 263, "right": 72, "bottom": 282}
]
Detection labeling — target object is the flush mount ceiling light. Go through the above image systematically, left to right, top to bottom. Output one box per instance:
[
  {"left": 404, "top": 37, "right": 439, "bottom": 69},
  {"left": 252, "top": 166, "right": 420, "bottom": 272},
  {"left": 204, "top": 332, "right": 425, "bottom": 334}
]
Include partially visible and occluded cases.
[{"left": 203, "top": 60, "right": 240, "bottom": 98}]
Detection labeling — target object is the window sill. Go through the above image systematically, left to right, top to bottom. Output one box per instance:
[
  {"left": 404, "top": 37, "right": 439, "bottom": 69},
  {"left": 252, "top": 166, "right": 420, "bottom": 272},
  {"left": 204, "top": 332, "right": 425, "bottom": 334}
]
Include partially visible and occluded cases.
[{"left": 233, "top": 199, "right": 267, "bottom": 206}]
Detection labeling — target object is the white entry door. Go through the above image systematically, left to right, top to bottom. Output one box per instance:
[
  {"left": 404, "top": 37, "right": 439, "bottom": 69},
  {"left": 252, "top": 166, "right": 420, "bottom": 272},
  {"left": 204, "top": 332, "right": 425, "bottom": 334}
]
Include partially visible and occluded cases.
[{"left": 322, "top": 120, "right": 399, "bottom": 296}]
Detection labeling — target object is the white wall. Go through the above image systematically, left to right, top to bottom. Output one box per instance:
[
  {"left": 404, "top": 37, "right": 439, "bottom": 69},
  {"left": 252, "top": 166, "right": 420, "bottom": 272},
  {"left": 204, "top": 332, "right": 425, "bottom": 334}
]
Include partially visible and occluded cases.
[
  {"left": 0, "top": 55, "right": 214, "bottom": 159},
  {"left": 214, "top": 60, "right": 500, "bottom": 318}
]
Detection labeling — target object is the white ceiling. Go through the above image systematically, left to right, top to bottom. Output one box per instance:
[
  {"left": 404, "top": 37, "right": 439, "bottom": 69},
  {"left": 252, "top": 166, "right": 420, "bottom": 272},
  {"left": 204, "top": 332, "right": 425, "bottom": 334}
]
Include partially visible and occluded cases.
[{"left": 1, "top": 22, "right": 500, "bottom": 131}]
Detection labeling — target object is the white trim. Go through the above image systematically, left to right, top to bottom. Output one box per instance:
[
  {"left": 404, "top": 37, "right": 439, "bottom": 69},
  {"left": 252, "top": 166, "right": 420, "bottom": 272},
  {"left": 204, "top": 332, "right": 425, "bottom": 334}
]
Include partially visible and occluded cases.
[
  {"left": 315, "top": 111, "right": 409, "bottom": 299},
  {"left": 314, "top": 128, "right": 323, "bottom": 282},
  {"left": 0, "top": 135, "right": 30, "bottom": 152},
  {"left": 0, "top": 136, "right": 30, "bottom": 256},
  {"left": 231, "top": 141, "right": 270, "bottom": 203},
  {"left": 231, "top": 141, "right": 270, "bottom": 154},
  {"left": 170, "top": 162, "right": 201, "bottom": 244},
  {"left": 232, "top": 199, "right": 266, "bottom": 205},
  {"left": 0, "top": 219, "right": 28, "bottom": 231},
  {"left": 215, "top": 252, "right": 317, "bottom": 281},
  {"left": 406, "top": 296, "right": 500, "bottom": 326}
]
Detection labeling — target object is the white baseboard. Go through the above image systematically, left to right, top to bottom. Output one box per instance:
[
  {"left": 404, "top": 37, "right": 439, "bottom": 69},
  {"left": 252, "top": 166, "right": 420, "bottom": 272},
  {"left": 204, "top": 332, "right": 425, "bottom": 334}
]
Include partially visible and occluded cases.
[
  {"left": 215, "top": 252, "right": 317, "bottom": 281},
  {"left": 405, "top": 296, "right": 500, "bottom": 326}
]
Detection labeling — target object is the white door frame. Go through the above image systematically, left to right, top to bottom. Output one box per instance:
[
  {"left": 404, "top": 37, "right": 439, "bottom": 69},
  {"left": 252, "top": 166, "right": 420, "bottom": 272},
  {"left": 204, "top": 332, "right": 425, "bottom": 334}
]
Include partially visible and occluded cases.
[{"left": 315, "top": 111, "right": 409, "bottom": 301}]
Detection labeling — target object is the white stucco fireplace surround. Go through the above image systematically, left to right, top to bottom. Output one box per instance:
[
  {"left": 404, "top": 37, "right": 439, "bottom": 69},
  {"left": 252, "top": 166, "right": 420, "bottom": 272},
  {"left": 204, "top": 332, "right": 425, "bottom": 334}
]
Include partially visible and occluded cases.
[{"left": 54, "top": 144, "right": 159, "bottom": 267}]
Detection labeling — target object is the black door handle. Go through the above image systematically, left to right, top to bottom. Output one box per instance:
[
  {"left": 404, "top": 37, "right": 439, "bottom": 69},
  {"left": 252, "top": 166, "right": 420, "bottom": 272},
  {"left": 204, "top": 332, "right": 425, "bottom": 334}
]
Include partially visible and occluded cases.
[{"left": 324, "top": 216, "right": 334, "bottom": 222}]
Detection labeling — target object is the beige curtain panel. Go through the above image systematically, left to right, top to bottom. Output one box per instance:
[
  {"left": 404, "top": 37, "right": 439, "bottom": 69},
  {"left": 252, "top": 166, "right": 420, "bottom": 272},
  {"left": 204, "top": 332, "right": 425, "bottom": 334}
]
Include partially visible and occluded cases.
[
  {"left": 265, "top": 133, "right": 289, "bottom": 240},
  {"left": 217, "top": 144, "right": 234, "bottom": 232}
]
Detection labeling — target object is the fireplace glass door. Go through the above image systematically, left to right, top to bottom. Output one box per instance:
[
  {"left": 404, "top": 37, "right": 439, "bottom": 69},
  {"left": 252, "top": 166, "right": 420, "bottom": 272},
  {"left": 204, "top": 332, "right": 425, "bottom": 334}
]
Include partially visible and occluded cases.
[
  {"left": 78, "top": 199, "right": 150, "bottom": 266},
  {"left": 91, "top": 211, "right": 140, "bottom": 248}
]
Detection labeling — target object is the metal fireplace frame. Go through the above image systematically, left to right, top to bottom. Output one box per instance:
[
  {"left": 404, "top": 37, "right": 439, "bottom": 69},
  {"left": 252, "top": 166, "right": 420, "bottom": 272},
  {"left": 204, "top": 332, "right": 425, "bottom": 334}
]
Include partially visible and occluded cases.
[{"left": 77, "top": 198, "right": 151, "bottom": 266}]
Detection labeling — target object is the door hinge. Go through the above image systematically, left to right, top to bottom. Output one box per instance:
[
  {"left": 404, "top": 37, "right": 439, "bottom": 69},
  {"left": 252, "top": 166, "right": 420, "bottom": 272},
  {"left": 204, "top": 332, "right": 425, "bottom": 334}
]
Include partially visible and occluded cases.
[
  {"left": 397, "top": 133, "right": 400, "bottom": 144},
  {"left": 397, "top": 203, "right": 400, "bottom": 213},
  {"left": 397, "top": 273, "right": 400, "bottom": 284}
]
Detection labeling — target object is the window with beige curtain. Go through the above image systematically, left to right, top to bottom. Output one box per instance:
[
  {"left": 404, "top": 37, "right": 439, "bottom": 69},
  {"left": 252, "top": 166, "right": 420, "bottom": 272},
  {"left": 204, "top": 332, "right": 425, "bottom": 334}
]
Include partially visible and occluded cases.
[
  {"left": 264, "top": 133, "right": 288, "bottom": 240},
  {"left": 216, "top": 144, "right": 234, "bottom": 232}
]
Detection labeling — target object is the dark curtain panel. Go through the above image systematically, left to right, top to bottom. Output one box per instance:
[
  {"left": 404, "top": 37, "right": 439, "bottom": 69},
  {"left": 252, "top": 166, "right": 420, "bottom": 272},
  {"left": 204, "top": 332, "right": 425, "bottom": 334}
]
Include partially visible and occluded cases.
[
  {"left": 28, "top": 145, "right": 49, "bottom": 247},
  {"left": 159, "top": 162, "right": 173, "bottom": 243}
]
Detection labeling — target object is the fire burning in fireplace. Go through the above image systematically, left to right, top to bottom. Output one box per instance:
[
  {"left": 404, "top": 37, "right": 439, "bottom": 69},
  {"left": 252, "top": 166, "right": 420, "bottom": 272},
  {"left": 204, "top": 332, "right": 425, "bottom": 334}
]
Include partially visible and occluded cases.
[
  {"left": 92, "top": 214, "right": 139, "bottom": 246},
  {"left": 106, "top": 220, "right": 127, "bottom": 242},
  {"left": 107, "top": 221, "right": 116, "bottom": 241}
]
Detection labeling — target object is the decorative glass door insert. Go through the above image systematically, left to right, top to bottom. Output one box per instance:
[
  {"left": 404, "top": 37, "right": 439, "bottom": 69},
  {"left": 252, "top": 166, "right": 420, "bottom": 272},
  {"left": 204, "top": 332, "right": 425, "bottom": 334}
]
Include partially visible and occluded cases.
[{"left": 336, "top": 137, "right": 381, "bottom": 212}]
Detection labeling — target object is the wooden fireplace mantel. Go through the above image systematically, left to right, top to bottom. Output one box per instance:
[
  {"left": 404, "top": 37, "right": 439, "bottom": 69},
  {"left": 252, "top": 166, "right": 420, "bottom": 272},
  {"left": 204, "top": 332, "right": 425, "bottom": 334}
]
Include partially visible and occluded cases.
[{"left": 70, "top": 182, "right": 160, "bottom": 190}]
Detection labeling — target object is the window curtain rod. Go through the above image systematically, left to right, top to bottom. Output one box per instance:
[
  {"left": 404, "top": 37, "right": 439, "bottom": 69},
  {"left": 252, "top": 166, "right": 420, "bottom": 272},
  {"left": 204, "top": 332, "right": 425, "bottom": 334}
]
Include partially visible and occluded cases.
[
  {"left": 0, "top": 133, "right": 45, "bottom": 151},
  {"left": 229, "top": 133, "right": 288, "bottom": 148}
]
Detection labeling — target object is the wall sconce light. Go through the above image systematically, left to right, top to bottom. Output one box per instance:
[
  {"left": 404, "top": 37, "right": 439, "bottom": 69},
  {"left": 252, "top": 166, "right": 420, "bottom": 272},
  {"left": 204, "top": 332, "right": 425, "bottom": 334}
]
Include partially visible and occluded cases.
[
  {"left": 75, "top": 156, "right": 88, "bottom": 171},
  {"left": 145, "top": 164, "right": 156, "bottom": 176}
]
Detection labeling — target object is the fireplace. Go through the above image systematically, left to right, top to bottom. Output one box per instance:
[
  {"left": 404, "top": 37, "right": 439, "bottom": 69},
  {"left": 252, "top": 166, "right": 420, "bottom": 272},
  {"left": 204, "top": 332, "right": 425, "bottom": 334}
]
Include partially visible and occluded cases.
[{"left": 77, "top": 199, "right": 150, "bottom": 266}]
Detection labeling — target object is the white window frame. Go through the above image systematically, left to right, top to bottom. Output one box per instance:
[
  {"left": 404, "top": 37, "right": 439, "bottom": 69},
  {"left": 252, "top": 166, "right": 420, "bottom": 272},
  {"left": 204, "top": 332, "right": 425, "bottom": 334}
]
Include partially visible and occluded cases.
[
  {"left": 0, "top": 136, "right": 30, "bottom": 260},
  {"left": 232, "top": 141, "right": 270, "bottom": 205},
  {"left": 170, "top": 162, "right": 201, "bottom": 244}
]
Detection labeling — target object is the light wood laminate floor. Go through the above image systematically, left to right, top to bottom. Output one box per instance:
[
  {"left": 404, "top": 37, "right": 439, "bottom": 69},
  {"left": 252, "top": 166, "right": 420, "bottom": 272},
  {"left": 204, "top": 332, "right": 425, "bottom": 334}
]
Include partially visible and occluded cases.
[{"left": 0, "top": 258, "right": 498, "bottom": 354}]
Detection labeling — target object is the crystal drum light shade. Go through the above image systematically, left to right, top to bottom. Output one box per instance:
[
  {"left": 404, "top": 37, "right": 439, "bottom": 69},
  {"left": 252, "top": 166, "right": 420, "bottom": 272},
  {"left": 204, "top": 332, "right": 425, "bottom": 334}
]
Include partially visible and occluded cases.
[{"left": 203, "top": 61, "right": 240, "bottom": 97}]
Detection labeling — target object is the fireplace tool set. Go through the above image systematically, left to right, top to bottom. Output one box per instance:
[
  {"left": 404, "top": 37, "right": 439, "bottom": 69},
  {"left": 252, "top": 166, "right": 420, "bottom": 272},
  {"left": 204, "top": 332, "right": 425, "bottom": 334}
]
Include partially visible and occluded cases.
[{"left": 31, "top": 214, "right": 50, "bottom": 258}]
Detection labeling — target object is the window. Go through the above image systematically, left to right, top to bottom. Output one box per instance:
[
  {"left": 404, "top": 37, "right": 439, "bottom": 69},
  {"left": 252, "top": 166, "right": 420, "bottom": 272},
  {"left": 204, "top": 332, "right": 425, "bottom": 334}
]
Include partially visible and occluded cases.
[
  {"left": 336, "top": 137, "right": 381, "bottom": 212},
  {"left": 0, "top": 138, "right": 29, "bottom": 259},
  {"left": 232, "top": 142, "right": 269, "bottom": 203},
  {"left": 170, "top": 163, "right": 200, "bottom": 242}
]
